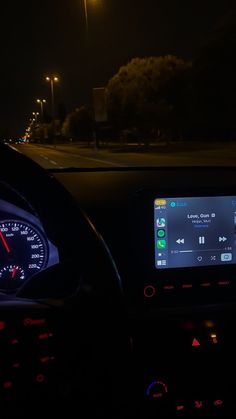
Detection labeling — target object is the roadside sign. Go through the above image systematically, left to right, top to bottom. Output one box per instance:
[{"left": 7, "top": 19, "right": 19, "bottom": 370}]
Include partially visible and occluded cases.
[{"left": 93, "top": 87, "right": 108, "bottom": 122}]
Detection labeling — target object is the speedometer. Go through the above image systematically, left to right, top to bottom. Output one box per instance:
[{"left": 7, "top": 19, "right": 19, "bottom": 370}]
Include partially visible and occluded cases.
[{"left": 0, "top": 221, "right": 48, "bottom": 290}]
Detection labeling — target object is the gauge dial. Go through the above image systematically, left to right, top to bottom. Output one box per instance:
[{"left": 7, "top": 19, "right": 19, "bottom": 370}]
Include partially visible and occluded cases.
[
  {"left": 0, "top": 221, "right": 48, "bottom": 289},
  {"left": 0, "top": 265, "right": 25, "bottom": 290}
]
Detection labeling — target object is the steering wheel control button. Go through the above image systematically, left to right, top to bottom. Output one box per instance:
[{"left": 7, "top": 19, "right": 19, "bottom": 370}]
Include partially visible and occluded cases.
[
  {"left": 144, "top": 285, "right": 156, "bottom": 298},
  {"left": 146, "top": 380, "right": 168, "bottom": 399}
]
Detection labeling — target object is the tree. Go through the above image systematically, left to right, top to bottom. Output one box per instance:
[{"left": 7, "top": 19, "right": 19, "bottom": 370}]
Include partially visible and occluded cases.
[
  {"left": 106, "top": 55, "right": 192, "bottom": 142},
  {"left": 62, "top": 106, "right": 94, "bottom": 141}
]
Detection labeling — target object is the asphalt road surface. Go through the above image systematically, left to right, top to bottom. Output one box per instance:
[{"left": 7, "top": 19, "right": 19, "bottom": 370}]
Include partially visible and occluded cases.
[{"left": 12, "top": 142, "right": 236, "bottom": 170}]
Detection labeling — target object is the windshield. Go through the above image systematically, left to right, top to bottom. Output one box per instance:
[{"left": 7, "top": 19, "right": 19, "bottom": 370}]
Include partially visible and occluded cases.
[{"left": 1, "top": 0, "right": 236, "bottom": 169}]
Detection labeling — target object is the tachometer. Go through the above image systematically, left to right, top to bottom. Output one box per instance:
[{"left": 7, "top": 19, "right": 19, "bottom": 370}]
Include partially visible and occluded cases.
[{"left": 0, "top": 221, "right": 48, "bottom": 289}]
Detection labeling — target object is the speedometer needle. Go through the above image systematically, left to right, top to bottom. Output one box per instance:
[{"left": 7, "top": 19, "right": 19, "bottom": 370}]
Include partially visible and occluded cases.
[
  {"left": 0, "top": 231, "right": 10, "bottom": 253},
  {"left": 12, "top": 267, "right": 17, "bottom": 279}
]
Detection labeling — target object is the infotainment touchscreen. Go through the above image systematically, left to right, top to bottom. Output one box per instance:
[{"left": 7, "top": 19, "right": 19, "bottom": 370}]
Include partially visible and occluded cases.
[{"left": 154, "top": 196, "right": 236, "bottom": 269}]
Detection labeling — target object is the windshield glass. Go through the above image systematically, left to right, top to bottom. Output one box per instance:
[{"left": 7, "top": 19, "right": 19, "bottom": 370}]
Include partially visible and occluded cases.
[{"left": 1, "top": 0, "right": 236, "bottom": 169}]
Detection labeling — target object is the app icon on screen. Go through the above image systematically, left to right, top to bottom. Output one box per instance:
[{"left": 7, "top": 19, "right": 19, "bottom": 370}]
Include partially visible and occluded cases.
[
  {"left": 155, "top": 199, "right": 167, "bottom": 206},
  {"left": 157, "top": 218, "right": 166, "bottom": 228},
  {"left": 157, "top": 229, "right": 165, "bottom": 238},
  {"left": 157, "top": 240, "right": 166, "bottom": 249},
  {"left": 221, "top": 253, "right": 232, "bottom": 262}
]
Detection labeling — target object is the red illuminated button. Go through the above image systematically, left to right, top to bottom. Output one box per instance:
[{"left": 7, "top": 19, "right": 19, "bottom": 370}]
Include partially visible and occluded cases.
[
  {"left": 218, "top": 281, "right": 231, "bottom": 286},
  {"left": 200, "top": 282, "right": 211, "bottom": 288},
  {"left": 182, "top": 284, "right": 193, "bottom": 289},
  {"left": 144, "top": 285, "right": 156, "bottom": 298},
  {"left": 163, "top": 285, "right": 175, "bottom": 290},
  {"left": 24, "top": 318, "right": 46, "bottom": 327},
  {"left": 0, "top": 321, "right": 5, "bottom": 331},
  {"left": 38, "top": 332, "right": 53, "bottom": 340},
  {"left": 192, "top": 338, "right": 201, "bottom": 347},
  {"left": 39, "top": 356, "right": 55, "bottom": 365},
  {"left": 36, "top": 374, "right": 45, "bottom": 383},
  {"left": 214, "top": 399, "right": 223, "bottom": 407},
  {"left": 194, "top": 400, "right": 203, "bottom": 409},
  {"left": 176, "top": 405, "right": 185, "bottom": 412}
]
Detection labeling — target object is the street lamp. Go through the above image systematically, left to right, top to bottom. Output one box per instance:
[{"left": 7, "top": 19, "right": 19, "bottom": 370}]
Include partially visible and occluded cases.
[
  {"left": 83, "top": 0, "right": 97, "bottom": 34},
  {"left": 84, "top": 0, "right": 89, "bottom": 33},
  {"left": 46, "top": 76, "right": 59, "bottom": 121},
  {"left": 46, "top": 76, "right": 59, "bottom": 142},
  {"left": 37, "top": 99, "right": 46, "bottom": 121},
  {"left": 32, "top": 112, "right": 39, "bottom": 124}
]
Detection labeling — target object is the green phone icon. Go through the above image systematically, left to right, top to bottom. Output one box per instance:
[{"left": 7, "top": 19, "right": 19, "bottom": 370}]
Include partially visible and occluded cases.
[{"left": 157, "top": 239, "right": 166, "bottom": 249}]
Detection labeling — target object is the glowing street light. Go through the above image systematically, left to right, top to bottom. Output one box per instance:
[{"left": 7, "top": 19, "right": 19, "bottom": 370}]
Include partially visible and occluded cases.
[
  {"left": 83, "top": 0, "right": 98, "bottom": 35},
  {"left": 46, "top": 76, "right": 59, "bottom": 121},
  {"left": 46, "top": 76, "right": 59, "bottom": 141},
  {"left": 37, "top": 99, "right": 46, "bottom": 121},
  {"left": 32, "top": 112, "right": 39, "bottom": 124}
]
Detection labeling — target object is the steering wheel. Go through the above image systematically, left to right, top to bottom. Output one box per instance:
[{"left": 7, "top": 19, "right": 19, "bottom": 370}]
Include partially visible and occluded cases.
[{"left": 0, "top": 145, "right": 130, "bottom": 418}]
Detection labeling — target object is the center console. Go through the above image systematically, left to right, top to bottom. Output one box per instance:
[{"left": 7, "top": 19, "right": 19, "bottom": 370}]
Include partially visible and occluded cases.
[{"left": 137, "top": 193, "right": 236, "bottom": 417}]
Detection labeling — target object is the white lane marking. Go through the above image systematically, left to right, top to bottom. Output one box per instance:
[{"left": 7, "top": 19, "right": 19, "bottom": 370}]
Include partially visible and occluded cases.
[
  {"left": 10, "top": 145, "right": 125, "bottom": 167},
  {"left": 9, "top": 146, "right": 19, "bottom": 152},
  {"left": 75, "top": 153, "right": 126, "bottom": 167},
  {"left": 40, "top": 154, "right": 49, "bottom": 160}
]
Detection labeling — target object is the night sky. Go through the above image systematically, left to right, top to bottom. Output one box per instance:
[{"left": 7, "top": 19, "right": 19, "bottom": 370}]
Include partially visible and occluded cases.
[{"left": 0, "top": 0, "right": 235, "bottom": 137}]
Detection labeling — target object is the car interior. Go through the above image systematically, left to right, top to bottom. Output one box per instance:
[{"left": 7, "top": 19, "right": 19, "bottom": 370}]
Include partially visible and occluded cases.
[{"left": 0, "top": 144, "right": 234, "bottom": 417}]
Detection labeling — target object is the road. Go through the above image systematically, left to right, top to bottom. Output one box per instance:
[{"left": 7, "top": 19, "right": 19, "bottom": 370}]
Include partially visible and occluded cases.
[{"left": 12, "top": 142, "right": 236, "bottom": 169}]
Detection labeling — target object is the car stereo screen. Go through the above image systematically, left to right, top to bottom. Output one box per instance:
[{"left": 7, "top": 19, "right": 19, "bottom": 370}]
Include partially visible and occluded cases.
[{"left": 154, "top": 196, "right": 236, "bottom": 269}]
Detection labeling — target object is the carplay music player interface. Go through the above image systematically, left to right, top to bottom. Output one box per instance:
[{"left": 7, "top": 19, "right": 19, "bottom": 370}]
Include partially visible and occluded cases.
[{"left": 154, "top": 196, "right": 236, "bottom": 269}]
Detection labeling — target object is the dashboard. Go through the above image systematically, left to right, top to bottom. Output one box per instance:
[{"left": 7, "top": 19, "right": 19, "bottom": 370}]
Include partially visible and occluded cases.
[
  {"left": 0, "top": 145, "right": 236, "bottom": 417},
  {"left": 54, "top": 166, "right": 236, "bottom": 417}
]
